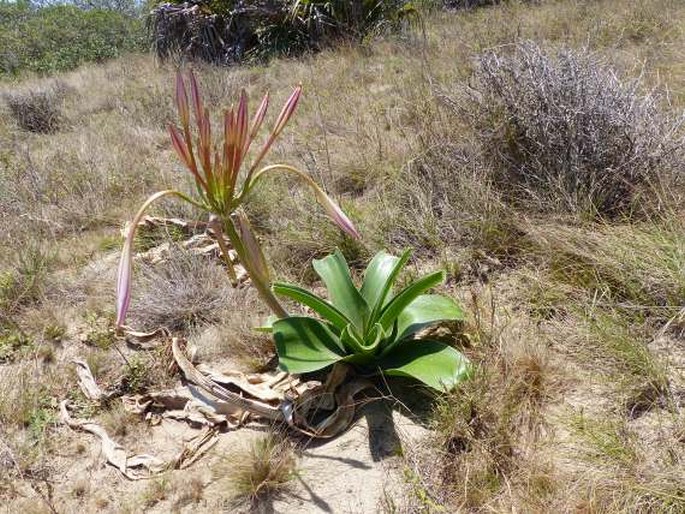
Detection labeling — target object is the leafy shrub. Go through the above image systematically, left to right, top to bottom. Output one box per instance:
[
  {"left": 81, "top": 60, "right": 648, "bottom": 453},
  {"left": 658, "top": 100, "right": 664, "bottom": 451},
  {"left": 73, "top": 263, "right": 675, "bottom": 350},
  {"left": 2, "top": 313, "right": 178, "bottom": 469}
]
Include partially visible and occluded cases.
[
  {"left": 148, "top": 0, "right": 416, "bottom": 64},
  {"left": 0, "top": 2, "right": 145, "bottom": 76},
  {"left": 468, "top": 42, "right": 685, "bottom": 217},
  {"left": 4, "top": 84, "right": 66, "bottom": 133}
]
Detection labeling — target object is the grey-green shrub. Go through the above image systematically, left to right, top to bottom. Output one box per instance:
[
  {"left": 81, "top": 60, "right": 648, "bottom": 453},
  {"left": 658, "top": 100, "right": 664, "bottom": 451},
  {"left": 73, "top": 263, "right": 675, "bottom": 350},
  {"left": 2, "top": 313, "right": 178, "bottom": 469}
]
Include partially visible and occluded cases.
[{"left": 467, "top": 42, "right": 685, "bottom": 217}]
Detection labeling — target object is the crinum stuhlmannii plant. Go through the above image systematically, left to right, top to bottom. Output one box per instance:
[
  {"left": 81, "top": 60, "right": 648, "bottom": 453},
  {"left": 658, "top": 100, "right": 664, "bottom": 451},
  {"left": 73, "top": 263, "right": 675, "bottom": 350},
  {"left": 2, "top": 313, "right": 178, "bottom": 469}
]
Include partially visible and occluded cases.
[
  {"left": 116, "top": 71, "right": 359, "bottom": 329},
  {"left": 269, "top": 249, "right": 471, "bottom": 391}
]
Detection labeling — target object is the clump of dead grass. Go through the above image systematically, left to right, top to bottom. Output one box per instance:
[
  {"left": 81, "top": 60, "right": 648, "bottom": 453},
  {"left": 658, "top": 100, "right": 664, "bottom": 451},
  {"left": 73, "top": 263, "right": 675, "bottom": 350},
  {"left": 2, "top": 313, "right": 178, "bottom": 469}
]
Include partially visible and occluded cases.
[
  {"left": 3, "top": 82, "right": 68, "bottom": 134},
  {"left": 375, "top": 144, "right": 527, "bottom": 268},
  {"left": 527, "top": 220, "right": 685, "bottom": 315},
  {"left": 0, "top": 244, "right": 53, "bottom": 321},
  {"left": 130, "top": 246, "right": 234, "bottom": 332},
  {"left": 412, "top": 288, "right": 562, "bottom": 510},
  {"left": 557, "top": 306, "right": 671, "bottom": 417},
  {"left": 190, "top": 317, "right": 275, "bottom": 372},
  {"left": 0, "top": 360, "right": 74, "bottom": 507},
  {"left": 0, "top": 364, "right": 58, "bottom": 433},
  {"left": 99, "top": 401, "right": 141, "bottom": 439},
  {"left": 564, "top": 410, "right": 685, "bottom": 512},
  {"left": 218, "top": 433, "right": 298, "bottom": 508},
  {"left": 173, "top": 474, "right": 205, "bottom": 509},
  {"left": 146, "top": 476, "right": 172, "bottom": 508}
]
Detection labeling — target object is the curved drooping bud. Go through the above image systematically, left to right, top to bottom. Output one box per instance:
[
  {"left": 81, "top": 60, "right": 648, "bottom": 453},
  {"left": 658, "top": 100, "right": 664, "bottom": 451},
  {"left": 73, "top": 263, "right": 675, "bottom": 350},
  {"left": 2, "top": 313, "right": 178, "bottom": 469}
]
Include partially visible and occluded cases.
[
  {"left": 250, "top": 164, "right": 361, "bottom": 240},
  {"left": 311, "top": 184, "right": 361, "bottom": 240},
  {"left": 116, "top": 190, "right": 184, "bottom": 329}
]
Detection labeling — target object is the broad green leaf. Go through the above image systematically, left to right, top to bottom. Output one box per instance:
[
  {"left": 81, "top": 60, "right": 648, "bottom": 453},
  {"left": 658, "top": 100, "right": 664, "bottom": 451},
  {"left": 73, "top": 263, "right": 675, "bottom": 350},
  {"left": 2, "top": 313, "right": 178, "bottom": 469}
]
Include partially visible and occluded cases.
[
  {"left": 361, "top": 249, "right": 411, "bottom": 325},
  {"left": 312, "top": 250, "right": 369, "bottom": 330},
  {"left": 378, "top": 270, "right": 445, "bottom": 333},
  {"left": 273, "top": 282, "right": 349, "bottom": 332},
  {"left": 396, "top": 294, "right": 465, "bottom": 341},
  {"left": 272, "top": 317, "right": 345, "bottom": 374},
  {"left": 379, "top": 340, "right": 471, "bottom": 391}
]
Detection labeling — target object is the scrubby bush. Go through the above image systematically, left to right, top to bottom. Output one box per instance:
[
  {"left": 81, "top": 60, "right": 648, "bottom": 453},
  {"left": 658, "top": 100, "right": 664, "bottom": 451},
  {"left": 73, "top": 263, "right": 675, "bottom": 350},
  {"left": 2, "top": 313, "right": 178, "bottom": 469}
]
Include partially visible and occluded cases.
[
  {"left": 148, "top": 0, "right": 416, "bottom": 64},
  {"left": 0, "top": 2, "right": 145, "bottom": 76},
  {"left": 467, "top": 42, "right": 685, "bottom": 217},
  {"left": 4, "top": 83, "right": 67, "bottom": 133},
  {"left": 131, "top": 246, "right": 234, "bottom": 331}
]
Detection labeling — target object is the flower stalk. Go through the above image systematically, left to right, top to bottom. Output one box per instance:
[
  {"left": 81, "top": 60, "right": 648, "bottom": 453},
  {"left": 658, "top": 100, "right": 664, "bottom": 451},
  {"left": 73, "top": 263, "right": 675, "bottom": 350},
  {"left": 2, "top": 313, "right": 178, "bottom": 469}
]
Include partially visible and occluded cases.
[{"left": 115, "top": 71, "right": 358, "bottom": 331}]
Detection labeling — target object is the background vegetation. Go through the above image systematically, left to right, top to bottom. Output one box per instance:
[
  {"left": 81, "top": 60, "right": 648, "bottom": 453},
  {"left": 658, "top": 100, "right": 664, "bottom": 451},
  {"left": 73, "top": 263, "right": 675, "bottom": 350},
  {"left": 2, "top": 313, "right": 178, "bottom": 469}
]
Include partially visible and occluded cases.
[
  {"left": 0, "top": 0, "right": 145, "bottom": 76},
  {"left": 1, "top": 0, "right": 684, "bottom": 512}
]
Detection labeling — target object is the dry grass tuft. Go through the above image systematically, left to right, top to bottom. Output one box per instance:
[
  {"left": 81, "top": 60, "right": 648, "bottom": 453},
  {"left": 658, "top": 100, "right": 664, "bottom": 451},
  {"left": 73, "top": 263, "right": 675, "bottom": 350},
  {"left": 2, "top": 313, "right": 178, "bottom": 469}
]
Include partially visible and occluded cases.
[
  {"left": 3, "top": 82, "right": 68, "bottom": 134},
  {"left": 377, "top": 145, "right": 526, "bottom": 262},
  {"left": 527, "top": 220, "right": 685, "bottom": 314},
  {"left": 0, "top": 244, "right": 53, "bottom": 322},
  {"left": 130, "top": 246, "right": 235, "bottom": 332},
  {"left": 422, "top": 288, "right": 562, "bottom": 509},
  {"left": 559, "top": 307, "right": 671, "bottom": 416},
  {"left": 190, "top": 316, "right": 276, "bottom": 372},
  {"left": 0, "top": 360, "right": 73, "bottom": 508},
  {"left": 0, "top": 364, "right": 59, "bottom": 434},
  {"left": 99, "top": 401, "right": 141, "bottom": 439},
  {"left": 564, "top": 411, "right": 685, "bottom": 512},
  {"left": 220, "top": 433, "right": 298, "bottom": 508},
  {"left": 173, "top": 474, "right": 205, "bottom": 509},
  {"left": 141, "top": 475, "right": 170, "bottom": 508}
]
